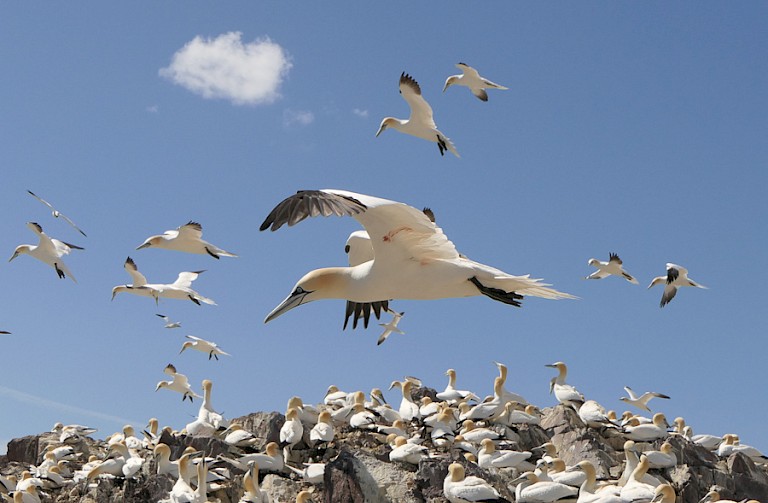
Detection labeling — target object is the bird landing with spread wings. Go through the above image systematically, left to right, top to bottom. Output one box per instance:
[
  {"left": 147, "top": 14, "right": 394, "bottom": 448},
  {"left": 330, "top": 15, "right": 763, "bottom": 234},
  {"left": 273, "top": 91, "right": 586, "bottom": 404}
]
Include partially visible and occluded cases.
[{"left": 260, "top": 189, "right": 576, "bottom": 328}]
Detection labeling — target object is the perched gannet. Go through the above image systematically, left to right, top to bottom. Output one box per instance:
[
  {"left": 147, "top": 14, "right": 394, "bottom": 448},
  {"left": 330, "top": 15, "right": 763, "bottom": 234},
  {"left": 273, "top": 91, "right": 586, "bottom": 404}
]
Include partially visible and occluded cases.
[
  {"left": 442, "top": 62, "right": 508, "bottom": 102},
  {"left": 376, "top": 72, "right": 459, "bottom": 157},
  {"left": 27, "top": 190, "right": 87, "bottom": 237},
  {"left": 261, "top": 190, "right": 575, "bottom": 326},
  {"left": 136, "top": 221, "right": 236, "bottom": 259},
  {"left": 9, "top": 222, "right": 83, "bottom": 282},
  {"left": 585, "top": 253, "right": 638, "bottom": 284},
  {"left": 111, "top": 257, "right": 216, "bottom": 305},
  {"left": 648, "top": 263, "right": 706, "bottom": 307},
  {"left": 377, "top": 309, "right": 405, "bottom": 345},
  {"left": 156, "top": 314, "right": 181, "bottom": 329},
  {"left": 179, "top": 335, "right": 230, "bottom": 360},
  {"left": 495, "top": 361, "right": 528, "bottom": 404},
  {"left": 546, "top": 362, "right": 585, "bottom": 407},
  {"left": 156, "top": 363, "right": 201, "bottom": 402},
  {"left": 436, "top": 368, "right": 478, "bottom": 403},
  {"left": 461, "top": 377, "right": 505, "bottom": 422},
  {"left": 199, "top": 379, "right": 228, "bottom": 430},
  {"left": 389, "top": 380, "right": 421, "bottom": 422},
  {"left": 323, "top": 385, "right": 350, "bottom": 407},
  {"left": 620, "top": 386, "right": 670, "bottom": 412},
  {"left": 577, "top": 400, "right": 617, "bottom": 430},
  {"left": 349, "top": 402, "right": 378, "bottom": 430},
  {"left": 496, "top": 402, "right": 540, "bottom": 426},
  {"left": 280, "top": 408, "right": 304, "bottom": 460},
  {"left": 430, "top": 408, "right": 457, "bottom": 448},
  {"left": 308, "top": 410, "right": 335, "bottom": 446},
  {"left": 623, "top": 413, "right": 670, "bottom": 442},
  {"left": 376, "top": 419, "right": 407, "bottom": 438},
  {"left": 459, "top": 420, "right": 500, "bottom": 444},
  {"left": 54, "top": 423, "right": 98, "bottom": 444},
  {"left": 222, "top": 424, "right": 260, "bottom": 448},
  {"left": 684, "top": 426, "right": 722, "bottom": 451},
  {"left": 717, "top": 434, "right": 767, "bottom": 462},
  {"left": 389, "top": 436, "right": 428, "bottom": 465},
  {"left": 478, "top": 438, "right": 531, "bottom": 469},
  {"left": 108, "top": 441, "right": 144, "bottom": 478},
  {"left": 618, "top": 441, "right": 663, "bottom": 488},
  {"left": 219, "top": 442, "right": 283, "bottom": 472},
  {"left": 644, "top": 442, "right": 677, "bottom": 469},
  {"left": 154, "top": 444, "right": 181, "bottom": 477},
  {"left": 163, "top": 453, "right": 196, "bottom": 503},
  {"left": 620, "top": 455, "right": 658, "bottom": 501},
  {"left": 547, "top": 459, "right": 586, "bottom": 488},
  {"left": 568, "top": 460, "right": 621, "bottom": 503},
  {"left": 239, "top": 461, "right": 268, "bottom": 503},
  {"left": 285, "top": 462, "right": 325, "bottom": 484},
  {"left": 443, "top": 462, "right": 501, "bottom": 503},
  {"left": 512, "top": 471, "right": 578, "bottom": 503},
  {"left": 651, "top": 484, "right": 677, "bottom": 503},
  {"left": 699, "top": 487, "right": 739, "bottom": 503}
]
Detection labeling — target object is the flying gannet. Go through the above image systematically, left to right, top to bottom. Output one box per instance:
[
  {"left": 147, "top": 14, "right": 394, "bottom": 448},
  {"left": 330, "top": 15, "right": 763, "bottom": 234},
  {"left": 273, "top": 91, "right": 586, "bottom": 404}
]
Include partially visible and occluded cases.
[
  {"left": 442, "top": 62, "right": 508, "bottom": 102},
  {"left": 376, "top": 72, "right": 459, "bottom": 157},
  {"left": 260, "top": 189, "right": 576, "bottom": 326},
  {"left": 27, "top": 190, "right": 87, "bottom": 237},
  {"left": 136, "top": 221, "right": 236, "bottom": 259},
  {"left": 9, "top": 222, "right": 84, "bottom": 282},
  {"left": 585, "top": 253, "right": 639, "bottom": 284},
  {"left": 111, "top": 257, "right": 216, "bottom": 306},
  {"left": 648, "top": 263, "right": 706, "bottom": 307},
  {"left": 156, "top": 314, "right": 182, "bottom": 329},
  {"left": 179, "top": 335, "right": 230, "bottom": 360},
  {"left": 155, "top": 363, "right": 201, "bottom": 402},
  {"left": 620, "top": 386, "right": 670, "bottom": 412}
]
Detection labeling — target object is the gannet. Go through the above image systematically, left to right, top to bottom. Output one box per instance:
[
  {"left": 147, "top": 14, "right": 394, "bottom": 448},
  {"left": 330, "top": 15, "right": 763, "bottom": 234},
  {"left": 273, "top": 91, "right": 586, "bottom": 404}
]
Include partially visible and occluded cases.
[
  {"left": 443, "top": 62, "right": 508, "bottom": 102},
  {"left": 376, "top": 72, "right": 459, "bottom": 157},
  {"left": 27, "top": 190, "right": 87, "bottom": 237},
  {"left": 261, "top": 190, "right": 575, "bottom": 325},
  {"left": 136, "top": 221, "right": 236, "bottom": 259},
  {"left": 9, "top": 222, "right": 83, "bottom": 282},
  {"left": 343, "top": 229, "right": 395, "bottom": 330},
  {"left": 585, "top": 253, "right": 638, "bottom": 284},
  {"left": 111, "top": 257, "right": 216, "bottom": 305},
  {"left": 648, "top": 263, "right": 706, "bottom": 307},
  {"left": 377, "top": 309, "right": 405, "bottom": 345},
  {"left": 156, "top": 314, "right": 181, "bottom": 329},
  {"left": 0, "top": 330, "right": 10, "bottom": 334},
  {"left": 179, "top": 335, "right": 230, "bottom": 360},
  {"left": 495, "top": 361, "right": 528, "bottom": 404},
  {"left": 546, "top": 362, "right": 585, "bottom": 407},
  {"left": 156, "top": 363, "right": 201, "bottom": 402},
  {"left": 436, "top": 368, "right": 478, "bottom": 403},
  {"left": 461, "top": 377, "right": 505, "bottom": 422},
  {"left": 199, "top": 379, "right": 228, "bottom": 430},
  {"left": 389, "top": 380, "right": 421, "bottom": 422},
  {"left": 323, "top": 385, "right": 349, "bottom": 407},
  {"left": 620, "top": 386, "right": 670, "bottom": 412},
  {"left": 287, "top": 396, "right": 320, "bottom": 425},
  {"left": 577, "top": 400, "right": 617, "bottom": 429},
  {"left": 349, "top": 402, "right": 378, "bottom": 430},
  {"left": 496, "top": 402, "right": 540, "bottom": 426},
  {"left": 280, "top": 408, "right": 304, "bottom": 460},
  {"left": 430, "top": 408, "right": 457, "bottom": 448},
  {"left": 309, "top": 411, "right": 335, "bottom": 446},
  {"left": 623, "top": 413, "right": 669, "bottom": 442},
  {"left": 459, "top": 420, "right": 500, "bottom": 445},
  {"left": 54, "top": 423, "right": 97, "bottom": 444},
  {"left": 222, "top": 424, "right": 260, "bottom": 448},
  {"left": 717, "top": 434, "right": 767, "bottom": 462},
  {"left": 389, "top": 436, "right": 428, "bottom": 465},
  {"left": 478, "top": 438, "right": 531, "bottom": 469},
  {"left": 618, "top": 440, "right": 663, "bottom": 487},
  {"left": 219, "top": 442, "right": 283, "bottom": 472},
  {"left": 644, "top": 442, "right": 677, "bottom": 469},
  {"left": 154, "top": 444, "right": 181, "bottom": 477},
  {"left": 164, "top": 453, "right": 196, "bottom": 503},
  {"left": 619, "top": 455, "right": 658, "bottom": 502},
  {"left": 546, "top": 459, "right": 586, "bottom": 488},
  {"left": 568, "top": 460, "right": 621, "bottom": 503},
  {"left": 240, "top": 461, "right": 269, "bottom": 503},
  {"left": 285, "top": 462, "right": 325, "bottom": 484},
  {"left": 443, "top": 462, "right": 500, "bottom": 503},
  {"left": 512, "top": 471, "right": 578, "bottom": 503},
  {"left": 651, "top": 485, "right": 676, "bottom": 503},
  {"left": 699, "top": 488, "right": 739, "bottom": 503},
  {"left": 296, "top": 491, "right": 312, "bottom": 503}
]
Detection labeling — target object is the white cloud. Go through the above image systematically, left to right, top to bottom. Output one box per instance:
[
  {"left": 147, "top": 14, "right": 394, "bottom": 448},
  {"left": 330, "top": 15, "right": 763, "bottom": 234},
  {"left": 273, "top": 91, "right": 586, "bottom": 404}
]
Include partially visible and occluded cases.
[
  {"left": 159, "top": 32, "right": 292, "bottom": 106},
  {"left": 146, "top": 105, "right": 159, "bottom": 113},
  {"left": 283, "top": 108, "right": 315, "bottom": 127},
  {"left": 352, "top": 108, "right": 369, "bottom": 118}
]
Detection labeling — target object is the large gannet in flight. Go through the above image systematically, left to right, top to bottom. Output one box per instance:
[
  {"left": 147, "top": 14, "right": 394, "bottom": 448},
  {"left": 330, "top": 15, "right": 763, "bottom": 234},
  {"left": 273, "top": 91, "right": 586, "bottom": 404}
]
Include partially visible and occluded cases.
[
  {"left": 442, "top": 62, "right": 508, "bottom": 102},
  {"left": 376, "top": 72, "right": 459, "bottom": 157},
  {"left": 260, "top": 189, "right": 575, "bottom": 325},
  {"left": 136, "top": 221, "right": 237, "bottom": 259},
  {"left": 9, "top": 222, "right": 84, "bottom": 282},
  {"left": 648, "top": 263, "right": 706, "bottom": 307}
]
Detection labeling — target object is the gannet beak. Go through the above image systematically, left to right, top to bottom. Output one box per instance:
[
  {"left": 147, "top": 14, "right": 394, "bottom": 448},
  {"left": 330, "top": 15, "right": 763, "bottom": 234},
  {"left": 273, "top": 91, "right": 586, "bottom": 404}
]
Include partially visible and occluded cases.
[
  {"left": 375, "top": 123, "right": 387, "bottom": 137},
  {"left": 136, "top": 242, "right": 151, "bottom": 250},
  {"left": 8, "top": 251, "right": 18, "bottom": 262},
  {"left": 264, "top": 288, "right": 311, "bottom": 323}
]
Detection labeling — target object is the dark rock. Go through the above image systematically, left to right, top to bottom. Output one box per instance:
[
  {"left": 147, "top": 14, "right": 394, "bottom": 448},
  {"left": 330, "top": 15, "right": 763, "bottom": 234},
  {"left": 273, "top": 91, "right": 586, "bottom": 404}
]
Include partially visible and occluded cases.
[
  {"left": 232, "top": 411, "right": 285, "bottom": 449},
  {"left": 6, "top": 434, "right": 40, "bottom": 465},
  {"left": 324, "top": 449, "right": 366, "bottom": 503}
]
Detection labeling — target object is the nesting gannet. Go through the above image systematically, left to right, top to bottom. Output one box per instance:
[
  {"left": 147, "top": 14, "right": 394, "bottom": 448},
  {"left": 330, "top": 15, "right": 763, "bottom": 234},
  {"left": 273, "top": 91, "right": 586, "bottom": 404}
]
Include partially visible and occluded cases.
[
  {"left": 443, "top": 62, "right": 508, "bottom": 102},
  {"left": 376, "top": 72, "right": 459, "bottom": 157},
  {"left": 27, "top": 190, "right": 87, "bottom": 237},
  {"left": 261, "top": 190, "right": 575, "bottom": 325},
  {"left": 137, "top": 221, "right": 236, "bottom": 259},
  {"left": 9, "top": 222, "right": 84, "bottom": 282},
  {"left": 585, "top": 253, "right": 638, "bottom": 284},
  {"left": 111, "top": 257, "right": 216, "bottom": 305},
  {"left": 648, "top": 263, "right": 706, "bottom": 307},
  {"left": 377, "top": 309, "right": 405, "bottom": 345},
  {"left": 156, "top": 314, "right": 181, "bottom": 329},
  {"left": 179, "top": 335, "right": 230, "bottom": 360},
  {"left": 546, "top": 362, "right": 585, "bottom": 407},
  {"left": 156, "top": 363, "right": 201, "bottom": 402},
  {"left": 436, "top": 369, "right": 478, "bottom": 403},
  {"left": 461, "top": 377, "right": 505, "bottom": 422},
  {"left": 199, "top": 379, "right": 228, "bottom": 430},
  {"left": 389, "top": 380, "right": 421, "bottom": 422},
  {"left": 323, "top": 385, "right": 350, "bottom": 407},
  {"left": 620, "top": 386, "right": 670, "bottom": 412},
  {"left": 577, "top": 400, "right": 617, "bottom": 430},
  {"left": 349, "top": 402, "right": 379, "bottom": 430},
  {"left": 496, "top": 402, "right": 540, "bottom": 426},
  {"left": 280, "top": 408, "right": 304, "bottom": 461},
  {"left": 430, "top": 408, "right": 457, "bottom": 448},
  {"left": 309, "top": 411, "right": 335, "bottom": 446},
  {"left": 623, "top": 413, "right": 669, "bottom": 442},
  {"left": 459, "top": 420, "right": 500, "bottom": 444},
  {"left": 54, "top": 423, "right": 97, "bottom": 444},
  {"left": 222, "top": 424, "right": 260, "bottom": 448},
  {"left": 717, "top": 434, "right": 767, "bottom": 462},
  {"left": 389, "top": 436, "right": 428, "bottom": 465},
  {"left": 478, "top": 438, "right": 531, "bottom": 469},
  {"left": 618, "top": 440, "right": 663, "bottom": 488},
  {"left": 219, "top": 442, "right": 283, "bottom": 473},
  {"left": 644, "top": 442, "right": 677, "bottom": 469},
  {"left": 163, "top": 453, "right": 196, "bottom": 502},
  {"left": 619, "top": 455, "right": 658, "bottom": 502},
  {"left": 546, "top": 459, "right": 586, "bottom": 488},
  {"left": 569, "top": 460, "right": 621, "bottom": 503},
  {"left": 240, "top": 461, "right": 269, "bottom": 503},
  {"left": 285, "top": 462, "right": 325, "bottom": 484},
  {"left": 443, "top": 462, "right": 500, "bottom": 503},
  {"left": 512, "top": 471, "right": 578, "bottom": 503},
  {"left": 651, "top": 484, "right": 676, "bottom": 503},
  {"left": 699, "top": 488, "right": 739, "bottom": 503}
]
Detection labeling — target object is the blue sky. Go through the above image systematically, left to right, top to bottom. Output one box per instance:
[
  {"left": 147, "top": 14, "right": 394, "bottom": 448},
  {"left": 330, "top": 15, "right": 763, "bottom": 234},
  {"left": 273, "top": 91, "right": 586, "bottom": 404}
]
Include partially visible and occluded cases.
[{"left": 1, "top": 3, "right": 766, "bottom": 453}]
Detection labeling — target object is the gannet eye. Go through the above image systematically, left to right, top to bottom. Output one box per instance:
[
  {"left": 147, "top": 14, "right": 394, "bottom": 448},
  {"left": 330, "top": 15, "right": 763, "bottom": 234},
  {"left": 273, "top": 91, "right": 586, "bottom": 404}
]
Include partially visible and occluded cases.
[
  {"left": 344, "top": 245, "right": 351, "bottom": 254},
  {"left": 294, "top": 287, "right": 305, "bottom": 295}
]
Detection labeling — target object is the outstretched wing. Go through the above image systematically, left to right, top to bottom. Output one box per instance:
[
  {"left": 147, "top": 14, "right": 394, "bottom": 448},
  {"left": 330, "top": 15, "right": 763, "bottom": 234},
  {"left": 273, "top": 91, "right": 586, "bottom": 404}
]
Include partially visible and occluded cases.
[
  {"left": 399, "top": 73, "right": 436, "bottom": 128},
  {"left": 124, "top": 257, "right": 148, "bottom": 286}
]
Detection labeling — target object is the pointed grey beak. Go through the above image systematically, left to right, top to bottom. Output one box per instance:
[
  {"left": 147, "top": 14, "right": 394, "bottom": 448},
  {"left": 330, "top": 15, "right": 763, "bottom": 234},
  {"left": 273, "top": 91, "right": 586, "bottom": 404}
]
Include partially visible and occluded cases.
[
  {"left": 375, "top": 124, "right": 387, "bottom": 137},
  {"left": 136, "top": 242, "right": 151, "bottom": 250},
  {"left": 8, "top": 252, "right": 19, "bottom": 262},
  {"left": 264, "top": 289, "right": 310, "bottom": 323}
]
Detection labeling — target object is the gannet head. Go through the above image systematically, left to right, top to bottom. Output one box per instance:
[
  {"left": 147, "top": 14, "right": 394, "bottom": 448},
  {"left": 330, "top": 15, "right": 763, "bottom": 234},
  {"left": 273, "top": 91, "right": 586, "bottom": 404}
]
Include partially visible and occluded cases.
[
  {"left": 442, "top": 75, "right": 459, "bottom": 93},
  {"left": 376, "top": 117, "right": 398, "bottom": 137},
  {"left": 136, "top": 237, "right": 158, "bottom": 250},
  {"left": 8, "top": 245, "right": 30, "bottom": 262},
  {"left": 587, "top": 258, "right": 599, "bottom": 266},
  {"left": 264, "top": 268, "right": 348, "bottom": 323},
  {"left": 648, "top": 276, "right": 666, "bottom": 289},
  {"left": 179, "top": 341, "right": 194, "bottom": 354},
  {"left": 155, "top": 381, "right": 168, "bottom": 392},
  {"left": 448, "top": 462, "right": 465, "bottom": 482},
  {"left": 652, "top": 485, "right": 676, "bottom": 503}
]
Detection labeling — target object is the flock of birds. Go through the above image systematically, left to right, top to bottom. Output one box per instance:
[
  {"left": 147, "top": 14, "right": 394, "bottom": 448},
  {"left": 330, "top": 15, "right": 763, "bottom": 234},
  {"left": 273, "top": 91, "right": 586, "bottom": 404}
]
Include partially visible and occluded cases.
[
  {"left": 1, "top": 63, "right": 729, "bottom": 503},
  {"left": 1, "top": 360, "right": 765, "bottom": 502}
]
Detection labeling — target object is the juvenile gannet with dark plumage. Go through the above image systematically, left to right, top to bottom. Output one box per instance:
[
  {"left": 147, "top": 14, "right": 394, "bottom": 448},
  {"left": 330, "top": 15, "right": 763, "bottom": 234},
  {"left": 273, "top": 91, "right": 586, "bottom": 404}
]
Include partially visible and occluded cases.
[
  {"left": 442, "top": 62, "right": 508, "bottom": 102},
  {"left": 376, "top": 72, "right": 459, "bottom": 157},
  {"left": 261, "top": 190, "right": 576, "bottom": 325},
  {"left": 136, "top": 221, "right": 236, "bottom": 259},
  {"left": 9, "top": 222, "right": 83, "bottom": 282},
  {"left": 585, "top": 253, "right": 638, "bottom": 284},
  {"left": 111, "top": 257, "right": 216, "bottom": 305},
  {"left": 648, "top": 263, "right": 706, "bottom": 307}
]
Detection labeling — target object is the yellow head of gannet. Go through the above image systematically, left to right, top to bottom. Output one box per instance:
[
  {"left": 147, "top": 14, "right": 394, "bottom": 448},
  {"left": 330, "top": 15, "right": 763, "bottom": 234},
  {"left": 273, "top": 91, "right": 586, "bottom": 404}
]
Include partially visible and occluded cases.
[{"left": 264, "top": 268, "right": 350, "bottom": 323}]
